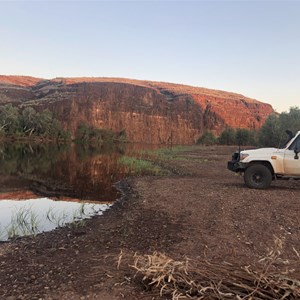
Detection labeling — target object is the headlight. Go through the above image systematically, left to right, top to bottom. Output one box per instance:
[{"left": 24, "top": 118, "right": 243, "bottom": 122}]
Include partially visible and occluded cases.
[{"left": 240, "top": 153, "right": 249, "bottom": 161}]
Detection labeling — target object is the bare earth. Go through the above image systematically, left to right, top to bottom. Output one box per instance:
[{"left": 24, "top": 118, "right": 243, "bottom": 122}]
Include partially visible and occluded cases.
[{"left": 0, "top": 146, "right": 300, "bottom": 300}]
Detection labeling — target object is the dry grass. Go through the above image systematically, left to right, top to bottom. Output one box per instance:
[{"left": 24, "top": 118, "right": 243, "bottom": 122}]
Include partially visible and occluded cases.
[
  {"left": 0, "top": 75, "right": 42, "bottom": 87},
  {"left": 121, "top": 238, "right": 300, "bottom": 299}
]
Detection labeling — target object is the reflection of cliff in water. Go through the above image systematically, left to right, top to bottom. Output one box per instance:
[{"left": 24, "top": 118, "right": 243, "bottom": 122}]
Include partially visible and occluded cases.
[{"left": 0, "top": 142, "right": 129, "bottom": 202}]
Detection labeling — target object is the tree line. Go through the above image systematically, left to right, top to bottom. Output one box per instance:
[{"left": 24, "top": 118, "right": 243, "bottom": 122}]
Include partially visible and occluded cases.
[
  {"left": 1, "top": 103, "right": 298, "bottom": 146},
  {"left": 0, "top": 104, "right": 69, "bottom": 139},
  {"left": 0, "top": 104, "right": 127, "bottom": 143},
  {"left": 198, "top": 106, "right": 300, "bottom": 147}
]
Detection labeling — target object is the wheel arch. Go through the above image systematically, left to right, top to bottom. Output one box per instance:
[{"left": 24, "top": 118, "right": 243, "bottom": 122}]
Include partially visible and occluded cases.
[{"left": 247, "top": 161, "right": 275, "bottom": 177}]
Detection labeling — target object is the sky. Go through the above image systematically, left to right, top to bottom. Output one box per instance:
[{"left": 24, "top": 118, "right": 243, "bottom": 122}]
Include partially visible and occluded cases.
[{"left": 0, "top": 0, "right": 299, "bottom": 112}]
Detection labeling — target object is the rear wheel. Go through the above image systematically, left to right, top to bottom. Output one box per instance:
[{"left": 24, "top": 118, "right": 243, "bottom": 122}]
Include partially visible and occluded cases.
[{"left": 244, "top": 164, "right": 272, "bottom": 189}]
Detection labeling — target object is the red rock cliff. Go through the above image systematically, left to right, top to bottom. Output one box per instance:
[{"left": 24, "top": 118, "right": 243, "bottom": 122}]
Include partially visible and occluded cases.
[{"left": 0, "top": 76, "right": 274, "bottom": 144}]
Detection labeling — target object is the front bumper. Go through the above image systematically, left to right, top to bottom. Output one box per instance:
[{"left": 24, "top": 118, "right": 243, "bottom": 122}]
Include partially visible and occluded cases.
[{"left": 227, "top": 161, "right": 247, "bottom": 173}]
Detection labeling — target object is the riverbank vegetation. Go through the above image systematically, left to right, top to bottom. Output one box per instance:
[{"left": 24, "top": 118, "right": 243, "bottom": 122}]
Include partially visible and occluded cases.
[
  {"left": 1, "top": 103, "right": 299, "bottom": 147},
  {"left": 0, "top": 104, "right": 69, "bottom": 140},
  {"left": 0, "top": 104, "right": 128, "bottom": 144},
  {"left": 198, "top": 106, "right": 300, "bottom": 147},
  {"left": 258, "top": 106, "right": 300, "bottom": 147},
  {"left": 75, "top": 124, "right": 127, "bottom": 144},
  {"left": 119, "top": 146, "right": 208, "bottom": 177},
  {"left": 118, "top": 156, "right": 169, "bottom": 176}
]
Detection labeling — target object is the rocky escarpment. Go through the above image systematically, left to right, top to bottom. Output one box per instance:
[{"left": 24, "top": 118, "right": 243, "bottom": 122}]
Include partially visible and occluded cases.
[
  {"left": 0, "top": 76, "right": 274, "bottom": 144},
  {"left": 0, "top": 76, "right": 39, "bottom": 104}
]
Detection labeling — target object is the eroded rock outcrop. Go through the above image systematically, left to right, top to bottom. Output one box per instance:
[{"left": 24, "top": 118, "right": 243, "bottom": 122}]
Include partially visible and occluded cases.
[{"left": 0, "top": 76, "right": 274, "bottom": 144}]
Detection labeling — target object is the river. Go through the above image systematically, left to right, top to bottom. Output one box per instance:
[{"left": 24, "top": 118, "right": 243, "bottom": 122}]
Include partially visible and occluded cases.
[{"left": 0, "top": 142, "right": 161, "bottom": 241}]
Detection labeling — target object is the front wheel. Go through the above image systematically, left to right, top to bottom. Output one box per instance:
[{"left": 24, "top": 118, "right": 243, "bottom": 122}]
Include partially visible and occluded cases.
[{"left": 244, "top": 164, "right": 272, "bottom": 189}]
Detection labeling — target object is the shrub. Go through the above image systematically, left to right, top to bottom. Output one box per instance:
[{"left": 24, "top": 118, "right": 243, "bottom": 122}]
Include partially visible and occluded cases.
[
  {"left": 218, "top": 127, "right": 236, "bottom": 145},
  {"left": 197, "top": 131, "right": 217, "bottom": 145}
]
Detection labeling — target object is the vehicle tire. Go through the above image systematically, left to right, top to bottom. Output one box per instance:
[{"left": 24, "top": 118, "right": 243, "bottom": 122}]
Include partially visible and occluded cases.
[{"left": 244, "top": 164, "right": 272, "bottom": 189}]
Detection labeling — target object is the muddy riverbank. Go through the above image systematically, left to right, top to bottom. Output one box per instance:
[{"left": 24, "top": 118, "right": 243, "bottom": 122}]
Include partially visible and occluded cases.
[{"left": 0, "top": 146, "right": 300, "bottom": 299}]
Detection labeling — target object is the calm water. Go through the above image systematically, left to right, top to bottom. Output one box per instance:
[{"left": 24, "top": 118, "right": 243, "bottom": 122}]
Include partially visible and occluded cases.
[{"left": 0, "top": 142, "right": 158, "bottom": 241}]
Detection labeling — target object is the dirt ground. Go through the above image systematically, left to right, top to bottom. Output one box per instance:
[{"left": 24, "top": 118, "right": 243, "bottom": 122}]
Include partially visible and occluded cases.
[{"left": 0, "top": 145, "right": 300, "bottom": 300}]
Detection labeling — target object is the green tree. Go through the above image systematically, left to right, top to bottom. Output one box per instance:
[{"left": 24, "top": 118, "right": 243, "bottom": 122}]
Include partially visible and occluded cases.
[
  {"left": 0, "top": 104, "right": 21, "bottom": 134},
  {"left": 0, "top": 104, "right": 68, "bottom": 139},
  {"left": 278, "top": 106, "right": 300, "bottom": 134},
  {"left": 21, "top": 107, "right": 37, "bottom": 136},
  {"left": 258, "top": 107, "right": 300, "bottom": 147},
  {"left": 37, "top": 109, "right": 54, "bottom": 136},
  {"left": 258, "top": 113, "right": 281, "bottom": 147},
  {"left": 76, "top": 124, "right": 91, "bottom": 141},
  {"left": 218, "top": 127, "right": 236, "bottom": 145},
  {"left": 235, "top": 128, "right": 252, "bottom": 146},
  {"left": 197, "top": 131, "right": 217, "bottom": 145}
]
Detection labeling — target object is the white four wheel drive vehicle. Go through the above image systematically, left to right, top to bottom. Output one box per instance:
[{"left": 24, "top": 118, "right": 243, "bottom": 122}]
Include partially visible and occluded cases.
[{"left": 228, "top": 130, "right": 300, "bottom": 189}]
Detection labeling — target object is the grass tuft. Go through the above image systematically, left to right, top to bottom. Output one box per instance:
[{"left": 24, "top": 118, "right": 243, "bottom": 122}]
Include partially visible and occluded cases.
[{"left": 118, "top": 156, "right": 169, "bottom": 176}]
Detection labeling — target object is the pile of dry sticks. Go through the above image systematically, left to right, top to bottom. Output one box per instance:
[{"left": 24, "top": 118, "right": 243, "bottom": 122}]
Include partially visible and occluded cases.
[{"left": 126, "top": 239, "right": 300, "bottom": 299}]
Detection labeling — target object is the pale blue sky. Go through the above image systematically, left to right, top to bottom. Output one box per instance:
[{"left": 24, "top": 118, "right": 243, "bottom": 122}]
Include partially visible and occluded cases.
[{"left": 0, "top": 0, "right": 299, "bottom": 112}]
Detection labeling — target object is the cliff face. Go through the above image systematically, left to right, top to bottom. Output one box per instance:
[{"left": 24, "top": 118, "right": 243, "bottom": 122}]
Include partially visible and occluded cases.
[{"left": 0, "top": 76, "right": 274, "bottom": 144}]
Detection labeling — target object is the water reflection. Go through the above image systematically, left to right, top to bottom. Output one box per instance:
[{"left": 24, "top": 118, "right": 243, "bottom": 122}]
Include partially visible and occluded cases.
[
  {"left": 0, "top": 142, "right": 154, "bottom": 241},
  {"left": 0, "top": 142, "right": 127, "bottom": 201},
  {"left": 0, "top": 198, "right": 111, "bottom": 241}
]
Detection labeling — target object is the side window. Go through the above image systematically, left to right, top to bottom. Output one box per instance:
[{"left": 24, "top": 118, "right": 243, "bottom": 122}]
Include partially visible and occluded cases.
[{"left": 289, "top": 136, "right": 300, "bottom": 151}]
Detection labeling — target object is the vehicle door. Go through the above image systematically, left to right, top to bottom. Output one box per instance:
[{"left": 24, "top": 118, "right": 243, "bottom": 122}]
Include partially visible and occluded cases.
[{"left": 283, "top": 135, "right": 300, "bottom": 175}]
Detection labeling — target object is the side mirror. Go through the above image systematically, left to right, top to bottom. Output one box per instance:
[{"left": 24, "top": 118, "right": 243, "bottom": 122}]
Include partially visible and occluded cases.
[{"left": 294, "top": 147, "right": 299, "bottom": 160}]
